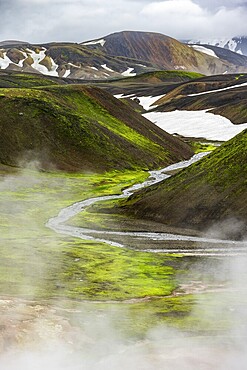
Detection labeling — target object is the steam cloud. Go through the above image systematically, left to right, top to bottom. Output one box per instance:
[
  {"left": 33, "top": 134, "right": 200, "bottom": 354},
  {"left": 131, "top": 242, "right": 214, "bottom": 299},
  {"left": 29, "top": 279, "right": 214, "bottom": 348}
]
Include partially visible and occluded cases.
[{"left": 1, "top": 163, "right": 247, "bottom": 369}]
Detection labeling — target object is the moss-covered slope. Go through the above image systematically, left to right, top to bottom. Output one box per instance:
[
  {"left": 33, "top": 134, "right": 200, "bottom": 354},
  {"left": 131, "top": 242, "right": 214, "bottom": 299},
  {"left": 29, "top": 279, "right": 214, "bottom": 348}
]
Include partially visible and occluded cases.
[
  {"left": 0, "top": 70, "right": 66, "bottom": 88},
  {"left": 0, "top": 84, "right": 193, "bottom": 172},
  {"left": 119, "top": 129, "right": 247, "bottom": 236}
]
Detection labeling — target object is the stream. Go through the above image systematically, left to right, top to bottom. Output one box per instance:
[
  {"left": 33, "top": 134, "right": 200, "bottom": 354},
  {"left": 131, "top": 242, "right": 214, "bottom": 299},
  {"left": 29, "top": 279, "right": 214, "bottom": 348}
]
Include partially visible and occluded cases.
[{"left": 46, "top": 152, "right": 246, "bottom": 257}]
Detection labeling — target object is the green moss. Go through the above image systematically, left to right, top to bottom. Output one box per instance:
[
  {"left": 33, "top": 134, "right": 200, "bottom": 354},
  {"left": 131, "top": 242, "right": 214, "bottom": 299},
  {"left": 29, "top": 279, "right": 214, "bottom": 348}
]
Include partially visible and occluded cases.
[
  {"left": 122, "top": 70, "right": 204, "bottom": 83},
  {"left": 0, "top": 72, "right": 60, "bottom": 88},
  {"left": 235, "top": 74, "right": 244, "bottom": 80},
  {"left": 0, "top": 84, "right": 181, "bottom": 171},
  {"left": 190, "top": 141, "right": 217, "bottom": 153},
  {"left": 0, "top": 166, "right": 181, "bottom": 301},
  {"left": 60, "top": 241, "right": 176, "bottom": 300}
]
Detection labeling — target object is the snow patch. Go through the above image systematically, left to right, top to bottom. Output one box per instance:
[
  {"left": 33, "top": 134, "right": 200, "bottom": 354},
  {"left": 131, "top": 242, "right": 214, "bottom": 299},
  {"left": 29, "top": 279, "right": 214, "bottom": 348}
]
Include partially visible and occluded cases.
[
  {"left": 83, "top": 39, "right": 106, "bottom": 47},
  {"left": 226, "top": 39, "right": 238, "bottom": 53},
  {"left": 190, "top": 45, "right": 219, "bottom": 58},
  {"left": 27, "top": 47, "right": 59, "bottom": 77},
  {"left": 0, "top": 50, "right": 28, "bottom": 69},
  {"left": 0, "top": 52, "right": 12, "bottom": 69},
  {"left": 68, "top": 62, "right": 80, "bottom": 69},
  {"left": 101, "top": 64, "right": 114, "bottom": 72},
  {"left": 174, "top": 65, "right": 186, "bottom": 70},
  {"left": 90, "top": 66, "right": 98, "bottom": 71},
  {"left": 121, "top": 67, "right": 136, "bottom": 77},
  {"left": 63, "top": 69, "right": 71, "bottom": 78},
  {"left": 188, "top": 81, "right": 247, "bottom": 97},
  {"left": 114, "top": 93, "right": 136, "bottom": 99},
  {"left": 114, "top": 94, "right": 165, "bottom": 110},
  {"left": 136, "top": 95, "right": 165, "bottom": 110},
  {"left": 144, "top": 110, "right": 247, "bottom": 141}
]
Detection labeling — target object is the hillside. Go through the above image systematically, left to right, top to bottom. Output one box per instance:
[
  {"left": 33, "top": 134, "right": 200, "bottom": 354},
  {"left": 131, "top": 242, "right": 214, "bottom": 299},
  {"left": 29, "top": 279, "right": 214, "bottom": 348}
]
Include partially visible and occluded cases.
[
  {"left": 82, "top": 31, "right": 247, "bottom": 75},
  {"left": 0, "top": 42, "right": 153, "bottom": 80},
  {"left": 189, "top": 44, "right": 247, "bottom": 67},
  {"left": 97, "top": 70, "right": 204, "bottom": 97},
  {"left": 152, "top": 73, "right": 247, "bottom": 124},
  {"left": 0, "top": 84, "right": 193, "bottom": 172},
  {"left": 118, "top": 129, "right": 247, "bottom": 238}
]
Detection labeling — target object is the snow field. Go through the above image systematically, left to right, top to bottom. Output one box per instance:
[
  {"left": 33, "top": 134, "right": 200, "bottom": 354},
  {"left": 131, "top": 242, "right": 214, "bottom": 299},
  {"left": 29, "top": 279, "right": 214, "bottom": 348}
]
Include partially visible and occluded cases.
[{"left": 144, "top": 110, "right": 247, "bottom": 141}]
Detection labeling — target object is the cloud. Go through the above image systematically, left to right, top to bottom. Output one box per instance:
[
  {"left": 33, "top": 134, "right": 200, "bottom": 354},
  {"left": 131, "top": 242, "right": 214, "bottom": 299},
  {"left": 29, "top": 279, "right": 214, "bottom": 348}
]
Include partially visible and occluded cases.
[
  {"left": 0, "top": 0, "right": 246, "bottom": 43},
  {"left": 140, "top": 0, "right": 247, "bottom": 39},
  {"left": 195, "top": 0, "right": 247, "bottom": 10}
]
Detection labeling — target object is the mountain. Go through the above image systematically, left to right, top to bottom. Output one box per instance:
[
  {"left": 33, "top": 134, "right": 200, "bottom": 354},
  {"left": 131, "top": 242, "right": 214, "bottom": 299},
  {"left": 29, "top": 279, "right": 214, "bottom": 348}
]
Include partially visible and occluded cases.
[
  {"left": 1, "top": 31, "right": 247, "bottom": 80},
  {"left": 81, "top": 31, "right": 247, "bottom": 75},
  {"left": 184, "top": 36, "right": 247, "bottom": 56},
  {"left": 0, "top": 40, "right": 29, "bottom": 47},
  {"left": 0, "top": 42, "right": 153, "bottom": 80},
  {"left": 0, "top": 81, "right": 193, "bottom": 172},
  {"left": 118, "top": 129, "right": 247, "bottom": 238}
]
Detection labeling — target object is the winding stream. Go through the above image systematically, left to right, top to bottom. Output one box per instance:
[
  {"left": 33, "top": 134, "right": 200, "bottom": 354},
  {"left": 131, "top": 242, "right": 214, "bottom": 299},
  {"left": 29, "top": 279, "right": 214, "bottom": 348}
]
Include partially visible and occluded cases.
[{"left": 47, "top": 153, "right": 246, "bottom": 257}]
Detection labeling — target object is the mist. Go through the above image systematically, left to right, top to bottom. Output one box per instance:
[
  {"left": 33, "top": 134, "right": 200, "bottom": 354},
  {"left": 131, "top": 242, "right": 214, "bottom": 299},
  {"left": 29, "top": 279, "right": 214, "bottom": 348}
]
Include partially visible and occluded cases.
[
  {"left": 1, "top": 160, "right": 247, "bottom": 369},
  {"left": 1, "top": 251, "right": 247, "bottom": 370}
]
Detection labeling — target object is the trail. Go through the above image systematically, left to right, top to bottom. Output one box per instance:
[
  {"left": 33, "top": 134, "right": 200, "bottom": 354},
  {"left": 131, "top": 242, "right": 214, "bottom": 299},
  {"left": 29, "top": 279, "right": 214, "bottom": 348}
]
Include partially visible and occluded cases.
[{"left": 46, "top": 153, "right": 246, "bottom": 256}]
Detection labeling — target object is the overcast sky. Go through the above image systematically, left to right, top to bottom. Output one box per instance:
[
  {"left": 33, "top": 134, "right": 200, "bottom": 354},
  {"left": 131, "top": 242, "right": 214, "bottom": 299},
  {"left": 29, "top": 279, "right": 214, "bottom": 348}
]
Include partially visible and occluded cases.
[{"left": 1, "top": 0, "right": 246, "bottom": 43}]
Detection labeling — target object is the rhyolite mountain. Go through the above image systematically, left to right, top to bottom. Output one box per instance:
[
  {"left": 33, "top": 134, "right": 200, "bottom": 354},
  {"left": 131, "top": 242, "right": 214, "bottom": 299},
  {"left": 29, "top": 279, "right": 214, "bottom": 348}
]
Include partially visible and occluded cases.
[
  {"left": 2, "top": 31, "right": 247, "bottom": 80},
  {"left": 82, "top": 31, "right": 247, "bottom": 75},
  {"left": 0, "top": 81, "right": 193, "bottom": 172},
  {"left": 118, "top": 129, "right": 247, "bottom": 238}
]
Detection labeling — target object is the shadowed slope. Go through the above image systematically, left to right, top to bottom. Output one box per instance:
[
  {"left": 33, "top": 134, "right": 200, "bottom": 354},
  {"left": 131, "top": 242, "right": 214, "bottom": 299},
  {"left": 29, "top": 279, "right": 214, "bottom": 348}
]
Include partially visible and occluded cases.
[
  {"left": 153, "top": 73, "right": 247, "bottom": 124},
  {"left": 0, "top": 84, "right": 193, "bottom": 172},
  {"left": 119, "top": 129, "right": 247, "bottom": 237}
]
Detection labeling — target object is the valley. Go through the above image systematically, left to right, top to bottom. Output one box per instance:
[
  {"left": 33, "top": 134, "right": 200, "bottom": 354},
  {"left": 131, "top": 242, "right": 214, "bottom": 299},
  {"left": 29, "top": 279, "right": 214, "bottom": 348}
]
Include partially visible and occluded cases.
[
  {"left": 0, "top": 33, "right": 247, "bottom": 369},
  {"left": 1, "top": 152, "right": 247, "bottom": 369}
]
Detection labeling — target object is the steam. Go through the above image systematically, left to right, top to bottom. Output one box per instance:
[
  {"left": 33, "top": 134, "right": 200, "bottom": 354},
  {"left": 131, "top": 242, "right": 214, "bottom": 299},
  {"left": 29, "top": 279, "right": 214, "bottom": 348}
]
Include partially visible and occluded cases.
[
  {"left": 17, "top": 150, "right": 57, "bottom": 172},
  {"left": 1, "top": 163, "right": 247, "bottom": 369},
  {"left": 205, "top": 217, "right": 247, "bottom": 241},
  {"left": 1, "top": 252, "right": 247, "bottom": 370}
]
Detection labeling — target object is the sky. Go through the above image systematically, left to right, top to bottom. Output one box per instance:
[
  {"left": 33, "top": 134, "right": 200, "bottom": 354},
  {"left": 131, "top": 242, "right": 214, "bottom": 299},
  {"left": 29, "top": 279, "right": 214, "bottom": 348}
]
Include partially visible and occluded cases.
[{"left": 1, "top": 0, "right": 247, "bottom": 43}]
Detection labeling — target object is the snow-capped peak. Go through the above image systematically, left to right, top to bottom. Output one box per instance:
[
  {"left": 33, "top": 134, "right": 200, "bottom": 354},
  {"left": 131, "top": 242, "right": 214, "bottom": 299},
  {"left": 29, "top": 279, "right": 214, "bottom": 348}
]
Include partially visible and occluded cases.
[{"left": 185, "top": 36, "right": 247, "bottom": 56}]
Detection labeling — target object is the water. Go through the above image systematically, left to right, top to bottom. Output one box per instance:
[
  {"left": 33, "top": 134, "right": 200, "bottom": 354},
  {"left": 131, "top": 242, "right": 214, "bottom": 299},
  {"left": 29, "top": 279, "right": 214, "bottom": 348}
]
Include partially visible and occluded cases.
[{"left": 47, "top": 153, "right": 246, "bottom": 256}]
